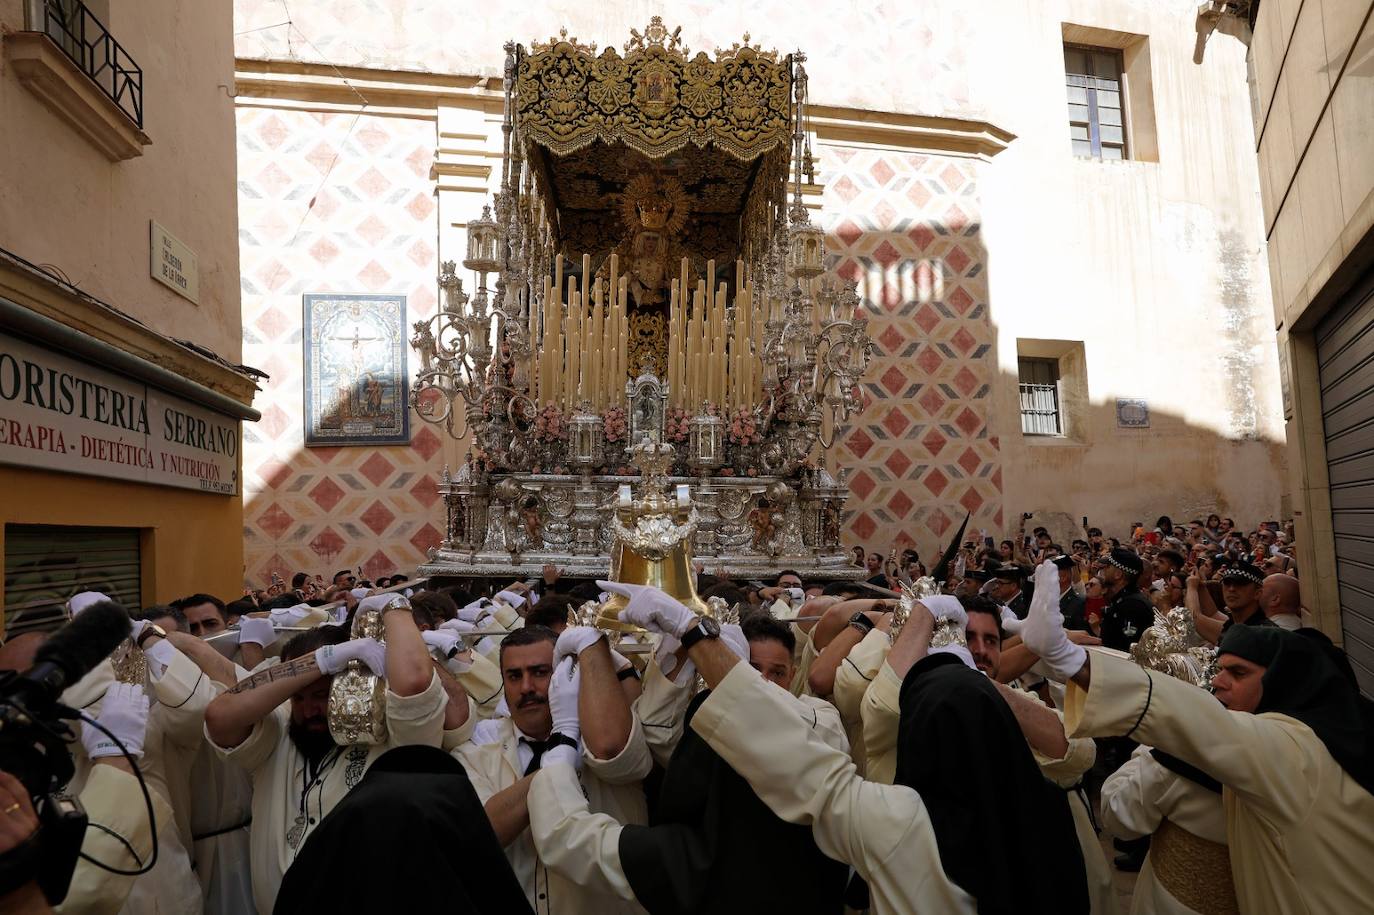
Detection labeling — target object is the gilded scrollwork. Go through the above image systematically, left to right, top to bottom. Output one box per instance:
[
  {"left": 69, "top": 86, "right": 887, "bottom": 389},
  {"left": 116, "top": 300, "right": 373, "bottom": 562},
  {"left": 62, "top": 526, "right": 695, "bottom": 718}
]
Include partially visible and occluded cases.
[{"left": 516, "top": 20, "right": 792, "bottom": 162}]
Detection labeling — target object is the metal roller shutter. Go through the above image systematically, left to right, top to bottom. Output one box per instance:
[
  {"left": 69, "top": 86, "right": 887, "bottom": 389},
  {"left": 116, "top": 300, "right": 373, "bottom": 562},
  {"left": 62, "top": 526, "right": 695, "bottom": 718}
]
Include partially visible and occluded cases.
[
  {"left": 1316, "top": 266, "right": 1374, "bottom": 696},
  {"left": 4, "top": 524, "right": 142, "bottom": 636}
]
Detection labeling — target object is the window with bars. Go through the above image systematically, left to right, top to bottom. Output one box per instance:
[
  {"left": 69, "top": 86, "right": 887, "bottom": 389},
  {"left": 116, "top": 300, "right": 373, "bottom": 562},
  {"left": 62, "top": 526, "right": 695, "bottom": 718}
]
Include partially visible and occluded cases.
[
  {"left": 1064, "top": 44, "right": 1127, "bottom": 160},
  {"left": 1018, "top": 357, "right": 1063, "bottom": 436}
]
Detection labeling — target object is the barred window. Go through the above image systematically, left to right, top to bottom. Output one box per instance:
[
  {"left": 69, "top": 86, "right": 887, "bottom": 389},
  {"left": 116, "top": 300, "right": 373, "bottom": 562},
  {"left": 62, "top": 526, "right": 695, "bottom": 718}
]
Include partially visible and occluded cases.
[{"left": 1018, "top": 357, "right": 1062, "bottom": 436}]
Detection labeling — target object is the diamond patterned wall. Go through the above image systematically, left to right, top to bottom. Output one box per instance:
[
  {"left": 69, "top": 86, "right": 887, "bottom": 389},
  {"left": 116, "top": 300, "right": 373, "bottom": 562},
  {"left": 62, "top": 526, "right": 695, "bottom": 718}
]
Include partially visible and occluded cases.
[
  {"left": 235, "top": 106, "right": 1000, "bottom": 583},
  {"left": 238, "top": 106, "right": 445, "bottom": 586},
  {"left": 819, "top": 146, "right": 1002, "bottom": 559}
]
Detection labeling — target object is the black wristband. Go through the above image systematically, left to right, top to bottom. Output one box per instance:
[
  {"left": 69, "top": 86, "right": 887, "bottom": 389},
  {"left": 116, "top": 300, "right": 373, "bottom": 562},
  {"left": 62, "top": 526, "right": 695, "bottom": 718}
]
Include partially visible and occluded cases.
[
  {"left": 848, "top": 612, "right": 875, "bottom": 635},
  {"left": 616, "top": 666, "right": 641, "bottom": 682},
  {"left": 546, "top": 732, "right": 579, "bottom": 751}
]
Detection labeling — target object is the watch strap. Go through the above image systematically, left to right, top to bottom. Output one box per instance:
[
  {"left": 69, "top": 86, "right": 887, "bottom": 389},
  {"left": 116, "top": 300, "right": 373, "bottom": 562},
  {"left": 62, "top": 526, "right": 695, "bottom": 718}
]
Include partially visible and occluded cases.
[
  {"left": 848, "top": 612, "right": 875, "bottom": 635},
  {"left": 679, "top": 618, "right": 718, "bottom": 650},
  {"left": 135, "top": 625, "right": 166, "bottom": 649}
]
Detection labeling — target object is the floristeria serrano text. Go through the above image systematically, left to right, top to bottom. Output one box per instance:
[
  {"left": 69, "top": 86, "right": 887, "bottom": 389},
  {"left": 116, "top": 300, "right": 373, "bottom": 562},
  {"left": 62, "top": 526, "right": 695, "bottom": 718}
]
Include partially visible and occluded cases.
[{"left": 0, "top": 351, "right": 237, "bottom": 457}]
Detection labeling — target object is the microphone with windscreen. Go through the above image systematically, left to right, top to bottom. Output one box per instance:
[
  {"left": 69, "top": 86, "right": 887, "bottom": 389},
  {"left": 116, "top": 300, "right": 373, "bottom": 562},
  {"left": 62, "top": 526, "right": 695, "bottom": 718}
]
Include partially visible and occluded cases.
[
  {"left": 0, "top": 599, "right": 131, "bottom": 797},
  {"left": 5, "top": 600, "right": 132, "bottom": 712}
]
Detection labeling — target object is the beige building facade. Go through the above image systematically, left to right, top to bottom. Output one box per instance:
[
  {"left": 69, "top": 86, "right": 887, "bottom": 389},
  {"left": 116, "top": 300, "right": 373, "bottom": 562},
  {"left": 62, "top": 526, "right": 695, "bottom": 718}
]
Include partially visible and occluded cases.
[
  {"left": 0, "top": 0, "right": 257, "bottom": 630},
  {"left": 232, "top": 0, "right": 1284, "bottom": 587},
  {"left": 1249, "top": 0, "right": 1374, "bottom": 683}
]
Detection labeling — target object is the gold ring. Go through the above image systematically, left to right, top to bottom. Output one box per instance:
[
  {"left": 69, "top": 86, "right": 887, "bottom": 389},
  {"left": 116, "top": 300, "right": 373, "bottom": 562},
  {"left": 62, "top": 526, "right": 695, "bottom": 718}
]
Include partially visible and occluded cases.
[{"left": 2, "top": 802, "right": 19, "bottom": 815}]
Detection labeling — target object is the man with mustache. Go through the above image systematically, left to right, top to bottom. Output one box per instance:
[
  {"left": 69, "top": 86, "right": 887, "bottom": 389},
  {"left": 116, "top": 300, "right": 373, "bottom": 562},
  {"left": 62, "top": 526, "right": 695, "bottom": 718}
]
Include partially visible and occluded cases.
[{"left": 455, "top": 624, "right": 650, "bottom": 914}]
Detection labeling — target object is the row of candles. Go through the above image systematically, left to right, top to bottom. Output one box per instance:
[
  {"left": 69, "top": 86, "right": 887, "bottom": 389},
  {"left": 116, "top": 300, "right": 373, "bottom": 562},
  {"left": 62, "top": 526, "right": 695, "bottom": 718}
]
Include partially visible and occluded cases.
[{"left": 531, "top": 254, "right": 772, "bottom": 414}]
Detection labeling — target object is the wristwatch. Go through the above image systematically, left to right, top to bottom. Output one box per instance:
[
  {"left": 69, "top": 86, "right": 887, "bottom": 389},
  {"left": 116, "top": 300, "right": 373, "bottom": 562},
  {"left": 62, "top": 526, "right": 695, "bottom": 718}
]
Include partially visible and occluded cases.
[
  {"left": 848, "top": 612, "right": 875, "bottom": 635},
  {"left": 679, "top": 616, "right": 722, "bottom": 650},
  {"left": 136, "top": 623, "right": 167, "bottom": 650}
]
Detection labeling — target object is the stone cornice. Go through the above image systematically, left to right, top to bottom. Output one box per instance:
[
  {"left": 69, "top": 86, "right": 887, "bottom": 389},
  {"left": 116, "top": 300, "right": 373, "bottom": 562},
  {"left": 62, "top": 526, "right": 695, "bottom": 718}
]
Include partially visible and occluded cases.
[
  {"left": 234, "top": 58, "right": 1016, "bottom": 159},
  {"left": 807, "top": 105, "right": 1015, "bottom": 160}
]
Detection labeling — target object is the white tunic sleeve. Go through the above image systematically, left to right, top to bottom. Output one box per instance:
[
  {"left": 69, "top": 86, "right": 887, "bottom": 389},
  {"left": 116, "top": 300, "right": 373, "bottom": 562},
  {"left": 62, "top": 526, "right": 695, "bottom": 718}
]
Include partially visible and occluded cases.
[
  {"left": 1065, "top": 650, "right": 1321, "bottom": 828},
  {"left": 528, "top": 762, "right": 638, "bottom": 901}
]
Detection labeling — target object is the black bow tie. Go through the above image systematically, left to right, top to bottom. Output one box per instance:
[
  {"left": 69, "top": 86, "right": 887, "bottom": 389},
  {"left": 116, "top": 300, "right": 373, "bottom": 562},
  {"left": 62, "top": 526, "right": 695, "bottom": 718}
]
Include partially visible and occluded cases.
[{"left": 520, "top": 734, "right": 575, "bottom": 776}]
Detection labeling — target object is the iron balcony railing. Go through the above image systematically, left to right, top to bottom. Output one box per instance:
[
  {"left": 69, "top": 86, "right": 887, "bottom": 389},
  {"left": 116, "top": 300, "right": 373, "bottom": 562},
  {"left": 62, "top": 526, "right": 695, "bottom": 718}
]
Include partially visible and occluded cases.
[
  {"left": 30, "top": 0, "right": 143, "bottom": 127},
  {"left": 1019, "top": 382, "right": 1062, "bottom": 436}
]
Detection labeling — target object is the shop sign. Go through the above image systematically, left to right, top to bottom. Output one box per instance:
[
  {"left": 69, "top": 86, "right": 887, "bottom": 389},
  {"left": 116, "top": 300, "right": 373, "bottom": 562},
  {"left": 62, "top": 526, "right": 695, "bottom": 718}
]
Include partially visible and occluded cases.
[{"left": 0, "top": 332, "right": 239, "bottom": 494}]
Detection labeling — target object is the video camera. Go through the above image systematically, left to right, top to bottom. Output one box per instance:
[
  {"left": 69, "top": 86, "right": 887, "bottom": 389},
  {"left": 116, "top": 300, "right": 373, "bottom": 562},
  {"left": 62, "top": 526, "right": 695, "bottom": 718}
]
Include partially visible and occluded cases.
[{"left": 0, "top": 600, "right": 135, "bottom": 904}]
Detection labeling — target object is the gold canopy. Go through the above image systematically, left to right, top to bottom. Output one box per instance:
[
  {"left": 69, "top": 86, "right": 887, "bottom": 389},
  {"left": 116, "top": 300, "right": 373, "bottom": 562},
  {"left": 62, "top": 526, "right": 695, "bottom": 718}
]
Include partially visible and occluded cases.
[{"left": 515, "top": 17, "right": 793, "bottom": 162}]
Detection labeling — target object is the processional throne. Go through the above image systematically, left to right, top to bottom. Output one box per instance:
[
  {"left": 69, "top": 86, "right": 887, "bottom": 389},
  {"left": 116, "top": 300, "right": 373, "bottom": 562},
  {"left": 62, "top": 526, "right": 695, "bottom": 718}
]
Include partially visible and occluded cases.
[{"left": 411, "top": 19, "right": 874, "bottom": 583}]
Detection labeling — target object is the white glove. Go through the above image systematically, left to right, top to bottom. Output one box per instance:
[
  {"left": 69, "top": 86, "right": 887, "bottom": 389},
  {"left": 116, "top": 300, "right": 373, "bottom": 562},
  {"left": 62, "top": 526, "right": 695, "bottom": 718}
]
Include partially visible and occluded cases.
[
  {"left": 1021, "top": 560, "right": 1086, "bottom": 681},
  {"left": 596, "top": 581, "right": 697, "bottom": 638},
  {"left": 349, "top": 587, "right": 372, "bottom": 600},
  {"left": 494, "top": 589, "right": 526, "bottom": 609},
  {"left": 68, "top": 591, "right": 111, "bottom": 617},
  {"left": 358, "top": 594, "right": 409, "bottom": 615},
  {"left": 918, "top": 594, "right": 967, "bottom": 627},
  {"left": 457, "top": 599, "right": 492, "bottom": 623},
  {"left": 269, "top": 603, "right": 314, "bottom": 627},
  {"left": 999, "top": 605, "right": 1025, "bottom": 636},
  {"left": 238, "top": 616, "right": 277, "bottom": 647},
  {"left": 440, "top": 617, "right": 479, "bottom": 636},
  {"left": 721, "top": 623, "right": 749, "bottom": 662},
  {"left": 554, "top": 625, "right": 605, "bottom": 668},
  {"left": 421, "top": 629, "right": 463, "bottom": 658},
  {"left": 315, "top": 637, "right": 386, "bottom": 676},
  {"left": 609, "top": 648, "right": 633, "bottom": 673},
  {"left": 548, "top": 655, "right": 582, "bottom": 744},
  {"left": 83, "top": 683, "right": 150, "bottom": 759}
]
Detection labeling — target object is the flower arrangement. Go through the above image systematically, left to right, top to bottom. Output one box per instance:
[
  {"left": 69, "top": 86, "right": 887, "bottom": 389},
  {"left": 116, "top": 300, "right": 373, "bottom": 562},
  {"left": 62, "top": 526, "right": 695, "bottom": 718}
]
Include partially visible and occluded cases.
[
  {"left": 533, "top": 404, "right": 566, "bottom": 443},
  {"left": 602, "top": 405, "right": 627, "bottom": 443},
  {"left": 665, "top": 406, "right": 691, "bottom": 443},
  {"left": 727, "top": 406, "right": 761, "bottom": 446}
]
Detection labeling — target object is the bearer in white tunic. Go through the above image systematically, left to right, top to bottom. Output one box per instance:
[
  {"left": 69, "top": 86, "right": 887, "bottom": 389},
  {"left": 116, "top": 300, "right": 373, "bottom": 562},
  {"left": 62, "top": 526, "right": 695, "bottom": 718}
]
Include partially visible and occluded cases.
[
  {"left": 1020, "top": 559, "right": 1374, "bottom": 915},
  {"left": 205, "top": 595, "right": 451, "bottom": 914},
  {"left": 58, "top": 597, "right": 207, "bottom": 915},
  {"left": 455, "top": 624, "right": 650, "bottom": 915},
  {"left": 1101, "top": 745, "right": 1232, "bottom": 914}
]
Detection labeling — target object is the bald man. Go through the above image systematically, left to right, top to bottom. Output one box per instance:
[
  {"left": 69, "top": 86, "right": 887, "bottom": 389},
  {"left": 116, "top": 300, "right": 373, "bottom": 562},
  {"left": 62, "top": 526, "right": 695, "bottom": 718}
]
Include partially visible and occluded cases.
[{"left": 1259, "top": 574, "right": 1303, "bottom": 631}]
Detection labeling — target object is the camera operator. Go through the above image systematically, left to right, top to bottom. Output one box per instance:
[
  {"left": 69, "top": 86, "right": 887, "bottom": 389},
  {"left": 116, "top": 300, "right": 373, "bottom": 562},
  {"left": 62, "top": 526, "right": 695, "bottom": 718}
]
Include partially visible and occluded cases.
[{"left": 0, "top": 631, "right": 170, "bottom": 915}]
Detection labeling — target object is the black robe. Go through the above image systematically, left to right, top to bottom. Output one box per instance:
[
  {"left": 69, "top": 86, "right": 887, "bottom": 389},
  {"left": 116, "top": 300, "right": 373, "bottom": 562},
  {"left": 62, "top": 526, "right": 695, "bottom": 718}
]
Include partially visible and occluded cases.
[
  {"left": 895, "top": 654, "right": 1088, "bottom": 915},
  {"left": 618, "top": 690, "right": 848, "bottom": 915},
  {"left": 273, "top": 745, "right": 533, "bottom": 915}
]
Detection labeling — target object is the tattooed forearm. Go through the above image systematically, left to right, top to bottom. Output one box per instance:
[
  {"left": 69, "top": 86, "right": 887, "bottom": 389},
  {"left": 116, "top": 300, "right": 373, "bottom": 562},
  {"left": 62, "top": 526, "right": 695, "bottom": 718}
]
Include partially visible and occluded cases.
[{"left": 226, "top": 655, "right": 320, "bottom": 694}]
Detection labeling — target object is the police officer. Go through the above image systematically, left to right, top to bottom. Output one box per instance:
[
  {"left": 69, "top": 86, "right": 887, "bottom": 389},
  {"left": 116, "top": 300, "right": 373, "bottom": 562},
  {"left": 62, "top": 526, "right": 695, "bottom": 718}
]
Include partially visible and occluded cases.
[
  {"left": 1098, "top": 548, "right": 1154, "bottom": 651},
  {"left": 1053, "top": 555, "right": 1088, "bottom": 631},
  {"left": 1217, "top": 559, "right": 1273, "bottom": 634},
  {"left": 984, "top": 562, "right": 1031, "bottom": 619}
]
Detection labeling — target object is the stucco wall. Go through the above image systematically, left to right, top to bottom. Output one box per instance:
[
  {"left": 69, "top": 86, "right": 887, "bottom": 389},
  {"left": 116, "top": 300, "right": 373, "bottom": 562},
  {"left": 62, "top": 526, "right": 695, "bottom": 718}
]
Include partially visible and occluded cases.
[
  {"left": 0, "top": 0, "right": 243, "bottom": 360},
  {"left": 977, "top": 0, "right": 1286, "bottom": 542},
  {"left": 1248, "top": 0, "right": 1374, "bottom": 640},
  {"left": 1251, "top": 0, "right": 1374, "bottom": 330}
]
